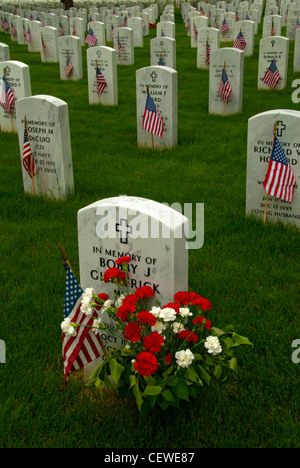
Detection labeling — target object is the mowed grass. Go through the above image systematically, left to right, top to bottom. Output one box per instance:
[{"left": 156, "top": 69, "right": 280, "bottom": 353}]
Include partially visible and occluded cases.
[{"left": 0, "top": 7, "right": 299, "bottom": 448}]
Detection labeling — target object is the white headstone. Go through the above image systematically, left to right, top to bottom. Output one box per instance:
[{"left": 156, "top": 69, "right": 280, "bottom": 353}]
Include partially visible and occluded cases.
[
  {"left": 287, "top": 9, "right": 300, "bottom": 39},
  {"left": 219, "top": 12, "right": 235, "bottom": 42},
  {"left": 262, "top": 14, "right": 282, "bottom": 38},
  {"left": 191, "top": 15, "right": 208, "bottom": 48},
  {"left": 127, "top": 16, "right": 143, "bottom": 47},
  {"left": 70, "top": 17, "right": 85, "bottom": 46},
  {"left": 26, "top": 20, "right": 42, "bottom": 52},
  {"left": 233, "top": 20, "right": 255, "bottom": 56},
  {"left": 87, "top": 21, "right": 105, "bottom": 46},
  {"left": 157, "top": 21, "right": 175, "bottom": 39},
  {"left": 40, "top": 26, "right": 59, "bottom": 63},
  {"left": 113, "top": 27, "right": 134, "bottom": 65},
  {"left": 197, "top": 27, "right": 220, "bottom": 69},
  {"left": 293, "top": 27, "right": 300, "bottom": 72},
  {"left": 58, "top": 36, "right": 83, "bottom": 81},
  {"left": 150, "top": 36, "right": 176, "bottom": 69},
  {"left": 258, "top": 36, "right": 289, "bottom": 90},
  {"left": 0, "top": 43, "right": 10, "bottom": 61},
  {"left": 87, "top": 46, "right": 118, "bottom": 105},
  {"left": 209, "top": 48, "right": 244, "bottom": 115},
  {"left": 0, "top": 60, "right": 31, "bottom": 133},
  {"left": 136, "top": 65, "right": 177, "bottom": 149},
  {"left": 16, "top": 95, "right": 74, "bottom": 199},
  {"left": 246, "top": 110, "right": 300, "bottom": 227},
  {"left": 77, "top": 195, "right": 189, "bottom": 375}
]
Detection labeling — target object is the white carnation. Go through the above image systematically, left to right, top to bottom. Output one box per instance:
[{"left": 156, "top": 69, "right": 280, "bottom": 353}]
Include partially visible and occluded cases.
[
  {"left": 81, "top": 287, "right": 95, "bottom": 315},
  {"left": 115, "top": 294, "right": 125, "bottom": 309},
  {"left": 149, "top": 306, "right": 162, "bottom": 317},
  {"left": 159, "top": 307, "right": 177, "bottom": 322},
  {"left": 179, "top": 307, "right": 192, "bottom": 317},
  {"left": 61, "top": 317, "right": 77, "bottom": 337},
  {"left": 92, "top": 317, "right": 102, "bottom": 334},
  {"left": 151, "top": 321, "right": 167, "bottom": 334},
  {"left": 172, "top": 322, "right": 185, "bottom": 334},
  {"left": 205, "top": 336, "right": 222, "bottom": 356},
  {"left": 175, "top": 349, "right": 194, "bottom": 368}
]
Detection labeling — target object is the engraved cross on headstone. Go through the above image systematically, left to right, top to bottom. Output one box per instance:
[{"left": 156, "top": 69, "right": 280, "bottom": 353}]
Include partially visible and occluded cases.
[
  {"left": 276, "top": 120, "right": 286, "bottom": 137},
  {"left": 116, "top": 219, "right": 132, "bottom": 244}
]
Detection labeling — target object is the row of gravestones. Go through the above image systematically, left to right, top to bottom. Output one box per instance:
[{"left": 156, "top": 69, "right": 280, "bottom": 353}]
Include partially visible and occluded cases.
[{"left": 0, "top": 66, "right": 299, "bottom": 225}]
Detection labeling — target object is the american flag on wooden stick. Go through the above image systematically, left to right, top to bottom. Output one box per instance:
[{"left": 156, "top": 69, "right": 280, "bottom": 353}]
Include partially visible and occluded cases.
[
  {"left": 220, "top": 18, "right": 229, "bottom": 34},
  {"left": 25, "top": 27, "right": 31, "bottom": 43},
  {"left": 85, "top": 27, "right": 97, "bottom": 46},
  {"left": 233, "top": 31, "right": 246, "bottom": 50},
  {"left": 205, "top": 40, "right": 211, "bottom": 65},
  {"left": 65, "top": 55, "right": 73, "bottom": 78},
  {"left": 262, "top": 59, "right": 281, "bottom": 89},
  {"left": 96, "top": 66, "right": 107, "bottom": 97},
  {"left": 218, "top": 67, "right": 232, "bottom": 103},
  {"left": 0, "top": 76, "right": 15, "bottom": 113},
  {"left": 143, "top": 92, "right": 164, "bottom": 138},
  {"left": 22, "top": 120, "right": 37, "bottom": 179},
  {"left": 263, "top": 135, "right": 296, "bottom": 203},
  {"left": 62, "top": 264, "right": 104, "bottom": 387}
]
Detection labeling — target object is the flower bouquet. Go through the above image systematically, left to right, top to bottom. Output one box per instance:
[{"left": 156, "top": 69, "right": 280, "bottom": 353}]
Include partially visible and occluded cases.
[{"left": 61, "top": 256, "right": 252, "bottom": 416}]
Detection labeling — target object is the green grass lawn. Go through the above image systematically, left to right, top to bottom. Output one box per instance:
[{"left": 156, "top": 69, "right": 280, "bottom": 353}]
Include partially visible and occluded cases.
[{"left": 0, "top": 6, "right": 299, "bottom": 448}]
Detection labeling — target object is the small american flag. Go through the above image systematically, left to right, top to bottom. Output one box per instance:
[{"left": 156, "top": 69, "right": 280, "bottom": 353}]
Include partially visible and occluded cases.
[
  {"left": 123, "top": 15, "right": 128, "bottom": 27},
  {"left": 2, "top": 17, "right": 9, "bottom": 30},
  {"left": 220, "top": 18, "right": 229, "bottom": 35},
  {"left": 271, "top": 18, "right": 275, "bottom": 36},
  {"left": 296, "top": 18, "right": 300, "bottom": 29},
  {"left": 186, "top": 19, "right": 190, "bottom": 31},
  {"left": 10, "top": 23, "right": 17, "bottom": 35},
  {"left": 59, "top": 23, "right": 64, "bottom": 36},
  {"left": 111, "top": 24, "right": 114, "bottom": 41},
  {"left": 25, "top": 27, "right": 31, "bottom": 43},
  {"left": 85, "top": 27, "right": 97, "bottom": 46},
  {"left": 233, "top": 31, "right": 246, "bottom": 50},
  {"left": 117, "top": 33, "right": 121, "bottom": 57},
  {"left": 41, "top": 36, "right": 46, "bottom": 56},
  {"left": 205, "top": 40, "right": 211, "bottom": 65},
  {"left": 65, "top": 55, "right": 73, "bottom": 78},
  {"left": 262, "top": 59, "right": 281, "bottom": 89},
  {"left": 96, "top": 66, "right": 107, "bottom": 97},
  {"left": 218, "top": 67, "right": 232, "bottom": 103},
  {"left": 0, "top": 76, "right": 15, "bottom": 113},
  {"left": 143, "top": 93, "right": 164, "bottom": 138},
  {"left": 22, "top": 121, "right": 37, "bottom": 179},
  {"left": 263, "top": 135, "right": 296, "bottom": 203},
  {"left": 62, "top": 264, "right": 103, "bottom": 387}
]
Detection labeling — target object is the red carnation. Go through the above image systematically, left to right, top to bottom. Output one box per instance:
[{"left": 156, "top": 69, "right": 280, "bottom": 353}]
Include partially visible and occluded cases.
[
  {"left": 116, "top": 256, "right": 131, "bottom": 264},
  {"left": 103, "top": 267, "right": 125, "bottom": 284},
  {"left": 135, "top": 286, "right": 155, "bottom": 299},
  {"left": 173, "top": 291, "right": 194, "bottom": 305},
  {"left": 94, "top": 293, "right": 109, "bottom": 310},
  {"left": 190, "top": 293, "right": 212, "bottom": 311},
  {"left": 123, "top": 294, "right": 139, "bottom": 306},
  {"left": 162, "top": 302, "right": 180, "bottom": 313},
  {"left": 117, "top": 303, "right": 136, "bottom": 323},
  {"left": 137, "top": 311, "right": 156, "bottom": 326},
  {"left": 192, "top": 316, "right": 212, "bottom": 330},
  {"left": 124, "top": 322, "right": 142, "bottom": 342},
  {"left": 178, "top": 329, "right": 199, "bottom": 343},
  {"left": 143, "top": 332, "right": 164, "bottom": 352},
  {"left": 133, "top": 352, "right": 158, "bottom": 376},
  {"left": 164, "top": 353, "right": 172, "bottom": 364}
]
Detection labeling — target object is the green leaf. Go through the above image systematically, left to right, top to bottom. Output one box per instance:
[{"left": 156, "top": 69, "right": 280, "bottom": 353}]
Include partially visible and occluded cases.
[
  {"left": 211, "top": 327, "right": 226, "bottom": 337},
  {"left": 232, "top": 333, "right": 253, "bottom": 346},
  {"left": 228, "top": 357, "right": 238, "bottom": 374},
  {"left": 108, "top": 358, "right": 125, "bottom": 384},
  {"left": 213, "top": 364, "right": 222, "bottom": 380},
  {"left": 197, "top": 365, "right": 211, "bottom": 387},
  {"left": 186, "top": 366, "right": 198, "bottom": 383},
  {"left": 129, "top": 374, "right": 137, "bottom": 388},
  {"left": 144, "top": 375, "right": 156, "bottom": 386},
  {"left": 165, "top": 375, "right": 179, "bottom": 387},
  {"left": 172, "top": 379, "right": 189, "bottom": 402},
  {"left": 131, "top": 382, "right": 143, "bottom": 412},
  {"left": 143, "top": 385, "right": 162, "bottom": 397},
  {"left": 162, "top": 389, "right": 175, "bottom": 402}
]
